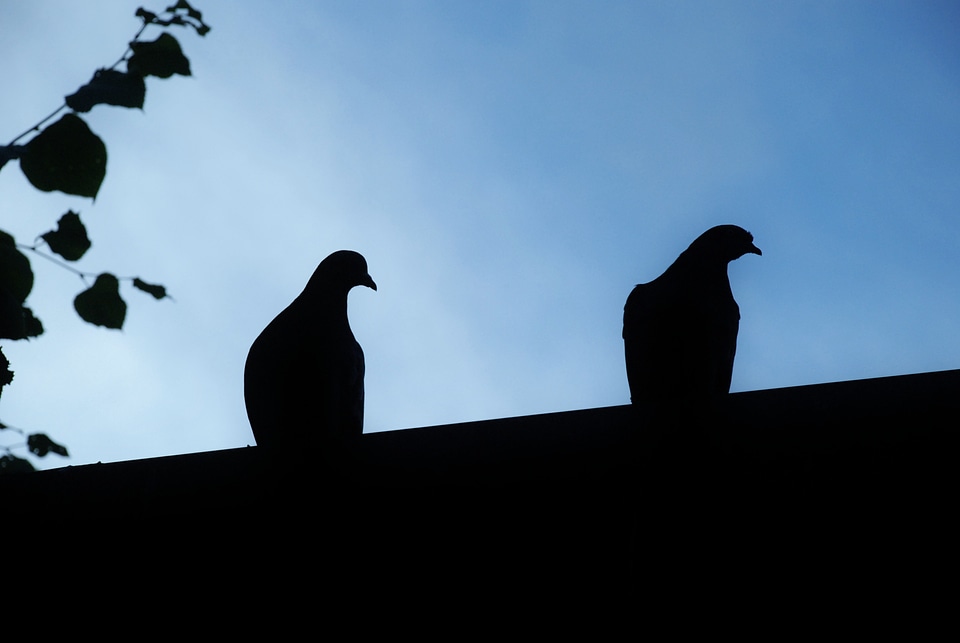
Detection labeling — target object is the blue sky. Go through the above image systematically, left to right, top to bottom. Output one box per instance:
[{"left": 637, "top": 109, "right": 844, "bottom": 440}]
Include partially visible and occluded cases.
[{"left": 1, "top": 1, "right": 958, "bottom": 468}]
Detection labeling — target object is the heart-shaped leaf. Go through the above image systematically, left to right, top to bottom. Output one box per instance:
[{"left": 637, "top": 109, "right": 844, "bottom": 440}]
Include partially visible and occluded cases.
[
  {"left": 127, "top": 32, "right": 191, "bottom": 78},
  {"left": 65, "top": 68, "right": 146, "bottom": 113},
  {"left": 19, "top": 113, "right": 107, "bottom": 199},
  {"left": 41, "top": 211, "right": 92, "bottom": 261},
  {"left": 74, "top": 273, "right": 126, "bottom": 329}
]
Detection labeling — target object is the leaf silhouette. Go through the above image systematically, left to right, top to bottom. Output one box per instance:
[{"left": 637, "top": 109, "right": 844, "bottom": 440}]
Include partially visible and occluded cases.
[
  {"left": 171, "top": 0, "right": 204, "bottom": 22},
  {"left": 137, "top": 2, "right": 211, "bottom": 36},
  {"left": 136, "top": 8, "right": 159, "bottom": 23},
  {"left": 127, "top": 33, "right": 191, "bottom": 78},
  {"left": 65, "top": 69, "right": 146, "bottom": 113},
  {"left": 18, "top": 113, "right": 107, "bottom": 199},
  {"left": 0, "top": 145, "right": 24, "bottom": 172},
  {"left": 41, "top": 211, "right": 92, "bottom": 261},
  {"left": 0, "top": 231, "right": 34, "bottom": 304},
  {"left": 0, "top": 231, "right": 42, "bottom": 340},
  {"left": 74, "top": 273, "right": 126, "bottom": 329},
  {"left": 133, "top": 277, "right": 168, "bottom": 300},
  {"left": 0, "top": 294, "right": 25, "bottom": 340},
  {"left": 0, "top": 297, "right": 43, "bottom": 341},
  {"left": 21, "top": 307, "right": 43, "bottom": 339},
  {"left": 0, "top": 346, "right": 12, "bottom": 398},
  {"left": 27, "top": 433, "right": 70, "bottom": 458},
  {"left": 0, "top": 454, "right": 35, "bottom": 474}
]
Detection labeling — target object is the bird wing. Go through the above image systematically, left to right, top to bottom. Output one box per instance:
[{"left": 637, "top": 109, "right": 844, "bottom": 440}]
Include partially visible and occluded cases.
[
  {"left": 624, "top": 275, "right": 742, "bottom": 405},
  {"left": 623, "top": 281, "right": 681, "bottom": 404},
  {"left": 711, "top": 295, "right": 740, "bottom": 396},
  {"left": 344, "top": 339, "right": 365, "bottom": 436}
]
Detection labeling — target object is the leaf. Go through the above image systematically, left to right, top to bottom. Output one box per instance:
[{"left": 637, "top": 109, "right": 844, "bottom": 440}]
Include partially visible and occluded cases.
[
  {"left": 168, "top": 0, "right": 200, "bottom": 18},
  {"left": 170, "top": 0, "right": 207, "bottom": 27},
  {"left": 151, "top": 1, "right": 211, "bottom": 36},
  {"left": 135, "top": 8, "right": 159, "bottom": 23},
  {"left": 127, "top": 33, "right": 192, "bottom": 79},
  {"left": 65, "top": 69, "right": 146, "bottom": 113},
  {"left": 18, "top": 113, "right": 107, "bottom": 199},
  {"left": 0, "top": 145, "right": 24, "bottom": 172},
  {"left": 41, "top": 211, "right": 92, "bottom": 261},
  {"left": 0, "top": 230, "right": 34, "bottom": 303},
  {"left": 0, "top": 231, "right": 41, "bottom": 340},
  {"left": 74, "top": 273, "right": 126, "bottom": 329},
  {"left": 133, "top": 277, "right": 168, "bottom": 300},
  {"left": 0, "top": 293, "right": 25, "bottom": 340},
  {"left": 0, "top": 297, "right": 43, "bottom": 341},
  {"left": 0, "top": 300, "right": 43, "bottom": 341},
  {"left": 21, "top": 307, "right": 43, "bottom": 339},
  {"left": 0, "top": 346, "right": 13, "bottom": 398},
  {"left": 27, "top": 433, "right": 70, "bottom": 458},
  {"left": 0, "top": 454, "right": 35, "bottom": 474}
]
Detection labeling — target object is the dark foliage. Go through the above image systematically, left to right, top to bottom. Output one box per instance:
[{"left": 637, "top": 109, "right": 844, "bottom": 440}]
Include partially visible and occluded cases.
[
  {"left": 1, "top": 2, "right": 210, "bottom": 471},
  {"left": 128, "top": 33, "right": 192, "bottom": 78},
  {"left": 66, "top": 69, "right": 146, "bottom": 113},
  {"left": 18, "top": 113, "right": 107, "bottom": 199},
  {"left": 41, "top": 211, "right": 92, "bottom": 261},
  {"left": 74, "top": 273, "right": 127, "bottom": 329},
  {"left": 27, "top": 433, "right": 69, "bottom": 458}
]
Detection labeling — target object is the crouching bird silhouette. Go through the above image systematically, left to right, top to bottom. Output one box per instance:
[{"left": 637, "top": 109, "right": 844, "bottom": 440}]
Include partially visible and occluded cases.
[
  {"left": 623, "top": 225, "right": 760, "bottom": 416},
  {"left": 244, "top": 250, "right": 377, "bottom": 465}
]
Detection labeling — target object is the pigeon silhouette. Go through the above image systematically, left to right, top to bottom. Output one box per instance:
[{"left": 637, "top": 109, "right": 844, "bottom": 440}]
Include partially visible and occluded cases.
[
  {"left": 622, "top": 225, "right": 760, "bottom": 411},
  {"left": 244, "top": 250, "right": 376, "bottom": 455}
]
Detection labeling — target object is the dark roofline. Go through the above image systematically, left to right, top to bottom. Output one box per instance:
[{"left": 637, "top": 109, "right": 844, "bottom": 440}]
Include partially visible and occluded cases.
[
  {"left": 3, "top": 368, "right": 955, "bottom": 513},
  {"left": 4, "top": 369, "right": 954, "bottom": 600}
]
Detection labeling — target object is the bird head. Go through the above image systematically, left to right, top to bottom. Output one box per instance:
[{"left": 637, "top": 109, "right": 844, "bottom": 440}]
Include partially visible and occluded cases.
[
  {"left": 687, "top": 225, "right": 761, "bottom": 264},
  {"left": 306, "top": 250, "right": 377, "bottom": 294}
]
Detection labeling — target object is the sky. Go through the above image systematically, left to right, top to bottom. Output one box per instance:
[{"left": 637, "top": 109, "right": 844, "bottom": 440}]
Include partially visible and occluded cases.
[{"left": 1, "top": 0, "right": 958, "bottom": 469}]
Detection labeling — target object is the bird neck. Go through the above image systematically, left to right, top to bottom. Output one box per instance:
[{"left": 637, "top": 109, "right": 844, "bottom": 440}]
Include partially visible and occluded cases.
[
  {"left": 668, "top": 251, "right": 731, "bottom": 283},
  {"left": 295, "top": 286, "right": 350, "bottom": 321}
]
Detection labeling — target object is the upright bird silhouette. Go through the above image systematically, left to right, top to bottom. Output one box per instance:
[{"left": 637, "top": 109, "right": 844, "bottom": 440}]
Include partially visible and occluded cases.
[
  {"left": 623, "top": 225, "right": 760, "bottom": 412},
  {"left": 244, "top": 250, "right": 376, "bottom": 454}
]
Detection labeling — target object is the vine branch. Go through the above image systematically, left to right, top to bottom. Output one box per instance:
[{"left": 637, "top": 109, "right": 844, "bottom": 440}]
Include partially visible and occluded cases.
[
  {"left": 5, "top": 3, "right": 208, "bottom": 147},
  {"left": 17, "top": 243, "right": 92, "bottom": 282}
]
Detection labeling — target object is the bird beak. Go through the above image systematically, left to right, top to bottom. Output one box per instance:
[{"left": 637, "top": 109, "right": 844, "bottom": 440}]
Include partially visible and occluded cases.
[
  {"left": 749, "top": 243, "right": 762, "bottom": 256},
  {"left": 364, "top": 274, "right": 378, "bottom": 291}
]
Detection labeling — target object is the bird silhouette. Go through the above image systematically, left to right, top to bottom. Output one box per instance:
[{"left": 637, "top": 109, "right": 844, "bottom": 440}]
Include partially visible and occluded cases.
[
  {"left": 623, "top": 225, "right": 760, "bottom": 412},
  {"left": 244, "top": 250, "right": 376, "bottom": 455}
]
